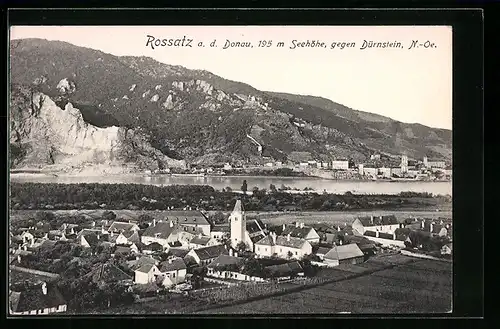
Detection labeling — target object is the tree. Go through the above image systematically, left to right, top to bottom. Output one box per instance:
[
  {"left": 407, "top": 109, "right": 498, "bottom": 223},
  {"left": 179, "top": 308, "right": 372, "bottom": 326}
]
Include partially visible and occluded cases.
[
  {"left": 241, "top": 180, "right": 248, "bottom": 194},
  {"left": 269, "top": 184, "right": 277, "bottom": 193},
  {"left": 102, "top": 211, "right": 116, "bottom": 221},
  {"left": 236, "top": 241, "right": 247, "bottom": 253}
]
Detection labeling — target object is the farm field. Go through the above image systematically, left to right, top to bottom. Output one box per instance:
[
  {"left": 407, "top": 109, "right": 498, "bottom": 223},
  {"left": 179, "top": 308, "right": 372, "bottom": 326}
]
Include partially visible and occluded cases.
[
  {"left": 10, "top": 209, "right": 452, "bottom": 226},
  {"left": 195, "top": 257, "right": 452, "bottom": 314}
]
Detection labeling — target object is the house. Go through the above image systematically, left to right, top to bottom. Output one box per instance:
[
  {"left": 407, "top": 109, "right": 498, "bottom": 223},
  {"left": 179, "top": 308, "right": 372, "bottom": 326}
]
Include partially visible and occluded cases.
[
  {"left": 229, "top": 200, "right": 267, "bottom": 251},
  {"left": 163, "top": 211, "right": 212, "bottom": 236},
  {"left": 351, "top": 215, "right": 401, "bottom": 235},
  {"left": 141, "top": 220, "right": 177, "bottom": 247},
  {"left": 108, "top": 221, "right": 140, "bottom": 233},
  {"left": 279, "top": 222, "right": 320, "bottom": 244},
  {"left": 210, "top": 225, "right": 230, "bottom": 241},
  {"left": 19, "top": 231, "right": 34, "bottom": 244},
  {"left": 115, "top": 231, "right": 141, "bottom": 246},
  {"left": 255, "top": 232, "right": 313, "bottom": 260},
  {"left": 80, "top": 233, "right": 100, "bottom": 248},
  {"left": 188, "top": 234, "right": 220, "bottom": 249},
  {"left": 141, "top": 242, "right": 164, "bottom": 255},
  {"left": 323, "top": 243, "right": 365, "bottom": 267},
  {"left": 441, "top": 243, "right": 452, "bottom": 255},
  {"left": 184, "top": 244, "right": 228, "bottom": 266},
  {"left": 113, "top": 245, "right": 133, "bottom": 256},
  {"left": 313, "top": 246, "right": 332, "bottom": 260},
  {"left": 167, "top": 248, "right": 190, "bottom": 259},
  {"left": 206, "top": 253, "right": 252, "bottom": 281},
  {"left": 127, "top": 255, "right": 159, "bottom": 271},
  {"left": 158, "top": 257, "right": 187, "bottom": 287},
  {"left": 265, "top": 261, "right": 304, "bottom": 280},
  {"left": 84, "top": 263, "right": 133, "bottom": 286},
  {"left": 134, "top": 264, "right": 161, "bottom": 285},
  {"left": 9, "top": 282, "right": 67, "bottom": 315}
]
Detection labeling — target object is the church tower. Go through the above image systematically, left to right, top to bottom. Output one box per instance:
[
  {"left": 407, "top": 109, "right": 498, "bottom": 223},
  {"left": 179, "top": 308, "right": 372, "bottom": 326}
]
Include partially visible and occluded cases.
[{"left": 230, "top": 199, "right": 246, "bottom": 248}]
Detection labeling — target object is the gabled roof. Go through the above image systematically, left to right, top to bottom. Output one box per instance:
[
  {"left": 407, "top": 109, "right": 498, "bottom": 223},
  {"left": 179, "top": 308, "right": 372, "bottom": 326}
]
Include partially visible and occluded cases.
[
  {"left": 163, "top": 211, "right": 210, "bottom": 226},
  {"left": 356, "top": 215, "right": 398, "bottom": 227},
  {"left": 246, "top": 219, "right": 266, "bottom": 235},
  {"left": 108, "top": 221, "right": 139, "bottom": 232},
  {"left": 142, "top": 222, "right": 176, "bottom": 239},
  {"left": 311, "top": 223, "right": 338, "bottom": 234},
  {"left": 212, "top": 225, "right": 229, "bottom": 233},
  {"left": 281, "top": 225, "right": 315, "bottom": 239},
  {"left": 123, "top": 230, "right": 140, "bottom": 241},
  {"left": 82, "top": 234, "right": 99, "bottom": 247},
  {"left": 256, "top": 235, "right": 308, "bottom": 249},
  {"left": 190, "top": 236, "right": 211, "bottom": 245},
  {"left": 142, "top": 242, "right": 163, "bottom": 251},
  {"left": 191, "top": 244, "right": 228, "bottom": 260},
  {"left": 324, "top": 244, "right": 364, "bottom": 261},
  {"left": 115, "top": 246, "right": 132, "bottom": 254},
  {"left": 315, "top": 247, "right": 331, "bottom": 255},
  {"left": 168, "top": 248, "right": 190, "bottom": 258},
  {"left": 207, "top": 254, "right": 244, "bottom": 270},
  {"left": 129, "top": 256, "right": 157, "bottom": 271},
  {"left": 159, "top": 258, "right": 187, "bottom": 272},
  {"left": 265, "top": 261, "right": 304, "bottom": 277},
  {"left": 84, "top": 263, "right": 132, "bottom": 284},
  {"left": 135, "top": 263, "right": 157, "bottom": 274},
  {"left": 10, "top": 283, "right": 66, "bottom": 313}
]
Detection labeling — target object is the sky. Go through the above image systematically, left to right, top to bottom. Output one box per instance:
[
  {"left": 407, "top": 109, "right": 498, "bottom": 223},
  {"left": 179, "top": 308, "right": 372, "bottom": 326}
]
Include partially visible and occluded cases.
[{"left": 10, "top": 26, "right": 452, "bottom": 130}]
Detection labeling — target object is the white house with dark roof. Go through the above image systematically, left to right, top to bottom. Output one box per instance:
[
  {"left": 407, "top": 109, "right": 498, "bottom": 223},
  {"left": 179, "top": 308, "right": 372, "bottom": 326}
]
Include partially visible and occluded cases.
[
  {"left": 163, "top": 211, "right": 211, "bottom": 236},
  {"left": 351, "top": 215, "right": 402, "bottom": 235},
  {"left": 141, "top": 220, "right": 177, "bottom": 247},
  {"left": 108, "top": 221, "right": 140, "bottom": 234},
  {"left": 210, "top": 225, "right": 230, "bottom": 241},
  {"left": 115, "top": 230, "right": 141, "bottom": 246},
  {"left": 255, "top": 232, "right": 312, "bottom": 260},
  {"left": 188, "top": 234, "right": 220, "bottom": 249},
  {"left": 323, "top": 243, "right": 365, "bottom": 267},
  {"left": 184, "top": 244, "right": 228, "bottom": 266},
  {"left": 158, "top": 257, "right": 187, "bottom": 287},
  {"left": 134, "top": 264, "right": 161, "bottom": 285},
  {"left": 9, "top": 282, "right": 67, "bottom": 315}
]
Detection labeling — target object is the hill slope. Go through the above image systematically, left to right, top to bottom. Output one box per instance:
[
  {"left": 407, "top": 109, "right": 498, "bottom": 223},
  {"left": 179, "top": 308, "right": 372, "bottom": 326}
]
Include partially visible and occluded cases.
[{"left": 9, "top": 38, "right": 451, "bottom": 171}]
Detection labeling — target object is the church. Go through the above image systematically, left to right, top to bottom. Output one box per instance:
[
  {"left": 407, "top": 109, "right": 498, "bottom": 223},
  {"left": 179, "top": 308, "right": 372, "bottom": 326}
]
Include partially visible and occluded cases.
[{"left": 229, "top": 199, "right": 267, "bottom": 251}]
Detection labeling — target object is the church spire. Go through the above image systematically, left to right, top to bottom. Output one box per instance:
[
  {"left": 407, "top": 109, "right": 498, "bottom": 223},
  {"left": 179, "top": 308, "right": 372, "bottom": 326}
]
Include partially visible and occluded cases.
[{"left": 233, "top": 199, "right": 244, "bottom": 213}]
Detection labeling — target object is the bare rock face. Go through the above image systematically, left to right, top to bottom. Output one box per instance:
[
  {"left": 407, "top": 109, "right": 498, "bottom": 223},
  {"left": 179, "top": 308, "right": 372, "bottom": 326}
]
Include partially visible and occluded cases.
[
  {"left": 56, "top": 78, "right": 76, "bottom": 94},
  {"left": 172, "top": 81, "right": 184, "bottom": 91},
  {"left": 9, "top": 87, "right": 183, "bottom": 171},
  {"left": 150, "top": 94, "right": 159, "bottom": 102},
  {"left": 162, "top": 94, "right": 174, "bottom": 109}
]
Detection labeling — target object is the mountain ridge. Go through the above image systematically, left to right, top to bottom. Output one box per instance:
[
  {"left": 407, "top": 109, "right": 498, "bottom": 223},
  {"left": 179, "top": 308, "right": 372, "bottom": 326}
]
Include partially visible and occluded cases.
[{"left": 9, "top": 38, "right": 452, "bottom": 171}]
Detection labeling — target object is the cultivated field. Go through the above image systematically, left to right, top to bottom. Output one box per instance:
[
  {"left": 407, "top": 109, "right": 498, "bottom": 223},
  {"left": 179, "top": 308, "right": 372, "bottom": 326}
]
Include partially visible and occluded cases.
[{"left": 195, "top": 256, "right": 452, "bottom": 314}]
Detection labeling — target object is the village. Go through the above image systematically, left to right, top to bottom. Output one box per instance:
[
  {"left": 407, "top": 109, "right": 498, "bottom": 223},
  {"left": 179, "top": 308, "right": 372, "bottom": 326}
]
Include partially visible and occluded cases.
[
  {"left": 149, "top": 153, "right": 452, "bottom": 182},
  {"left": 8, "top": 199, "right": 452, "bottom": 315}
]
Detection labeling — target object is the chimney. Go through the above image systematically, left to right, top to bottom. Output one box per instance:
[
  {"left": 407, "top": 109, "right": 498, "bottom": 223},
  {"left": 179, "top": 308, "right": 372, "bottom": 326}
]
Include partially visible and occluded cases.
[
  {"left": 370, "top": 216, "right": 374, "bottom": 224},
  {"left": 153, "top": 219, "right": 156, "bottom": 227},
  {"left": 170, "top": 220, "right": 174, "bottom": 228},
  {"left": 421, "top": 220, "right": 425, "bottom": 229},
  {"left": 91, "top": 221, "right": 96, "bottom": 227},
  {"left": 295, "top": 222, "right": 299, "bottom": 228},
  {"left": 430, "top": 222, "right": 434, "bottom": 233},
  {"left": 300, "top": 223, "right": 304, "bottom": 229},
  {"left": 282, "top": 224, "right": 286, "bottom": 231},
  {"left": 337, "top": 226, "right": 340, "bottom": 231},
  {"left": 111, "top": 231, "right": 114, "bottom": 237},
  {"left": 376, "top": 231, "right": 379, "bottom": 238},
  {"left": 271, "top": 232, "right": 277, "bottom": 244},
  {"left": 392, "top": 232, "right": 396, "bottom": 240},
  {"left": 198, "top": 233, "right": 202, "bottom": 239},
  {"left": 287, "top": 233, "right": 291, "bottom": 242},
  {"left": 97, "top": 234, "right": 100, "bottom": 240},
  {"left": 339, "top": 239, "right": 343, "bottom": 245},
  {"left": 229, "top": 249, "right": 233, "bottom": 256},
  {"left": 234, "top": 252, "right": 238, "bottom": 258},
  {"left": 17, "top": 255, "right": 21, "bottom": 263},
  {"left": 168, "top": 258, "right": 173, "bottom": 264},
  {"left": 41, "top": 282, "right": 47, "bottom": 295}
]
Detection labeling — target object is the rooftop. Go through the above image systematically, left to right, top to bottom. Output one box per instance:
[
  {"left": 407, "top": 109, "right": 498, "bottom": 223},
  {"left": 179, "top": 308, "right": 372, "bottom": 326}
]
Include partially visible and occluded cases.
[
  {"left": 108, "top": 221, "right": 138, "bottom": 232},
  {"left": 142, "top": 222, "right": 176, "bottom": 239},
  {"left": 255, "top": 234, "right": 307, "bottom": 249},
  {"left": 323, "top": 243, "right": 364, "bottom": 261},
  {"left": 191, "top": 244, "right": 228, "bottom": 260},
  {"left": 159, "top": 258, "right": 187, "bottom": 272},
  {"left": 84, "top": 263, "right": 132, "bottom": 284},
  {"left": 10, "top": 282, "right": 66, "bottom": 313}
]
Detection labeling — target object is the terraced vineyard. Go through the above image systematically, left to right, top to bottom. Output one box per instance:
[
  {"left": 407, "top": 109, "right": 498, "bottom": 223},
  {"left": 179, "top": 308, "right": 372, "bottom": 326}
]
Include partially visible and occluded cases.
[{"left": 195, "top": 255, "right": 452, "bottom": 314}]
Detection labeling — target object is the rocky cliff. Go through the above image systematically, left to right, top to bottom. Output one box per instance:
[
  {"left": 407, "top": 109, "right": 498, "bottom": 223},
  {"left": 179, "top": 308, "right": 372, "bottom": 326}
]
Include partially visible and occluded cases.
[{"left": 10, "top": 84, "right": 185, "bottom": 172}]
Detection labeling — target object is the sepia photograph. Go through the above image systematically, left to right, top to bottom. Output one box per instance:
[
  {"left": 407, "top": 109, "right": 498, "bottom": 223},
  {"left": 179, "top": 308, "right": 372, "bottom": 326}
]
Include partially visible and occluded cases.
[{"left": 8, "top": 24, "right": 454, "bottom": 316}]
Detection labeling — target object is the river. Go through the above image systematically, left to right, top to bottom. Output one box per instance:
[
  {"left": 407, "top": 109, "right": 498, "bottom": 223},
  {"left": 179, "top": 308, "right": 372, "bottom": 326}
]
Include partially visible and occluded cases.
[{"left": 10, "top": 173, "right": 452, "bottom": 196}]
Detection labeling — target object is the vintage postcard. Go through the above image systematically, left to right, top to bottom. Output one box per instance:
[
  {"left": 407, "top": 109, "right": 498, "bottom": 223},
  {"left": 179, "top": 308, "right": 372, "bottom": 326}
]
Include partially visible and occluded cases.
[{"left": 8, "top": 25, "right": 453, "bottom": 315}]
